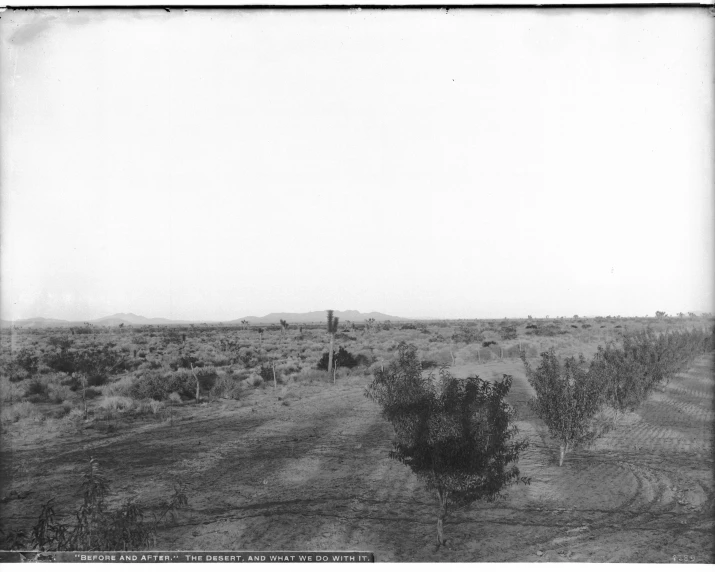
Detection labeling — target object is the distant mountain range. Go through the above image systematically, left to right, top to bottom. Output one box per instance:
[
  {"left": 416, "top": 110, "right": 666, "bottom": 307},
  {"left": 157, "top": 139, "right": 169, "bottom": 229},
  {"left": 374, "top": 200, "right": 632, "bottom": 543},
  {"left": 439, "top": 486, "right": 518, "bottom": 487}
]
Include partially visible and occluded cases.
[
  {"left": 0, "top": 310, "right": 412, "bottom": 328},
  {"left": 230, "top": 310, "right": 411, "bottom": 324}
]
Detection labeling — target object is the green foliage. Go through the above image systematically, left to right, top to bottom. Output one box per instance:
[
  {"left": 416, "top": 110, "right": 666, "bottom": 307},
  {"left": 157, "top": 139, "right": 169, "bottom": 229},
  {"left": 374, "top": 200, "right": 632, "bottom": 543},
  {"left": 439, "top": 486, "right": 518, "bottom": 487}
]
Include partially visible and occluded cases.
[
  {"left": 451, "top": 325, "right": 483, "bottom": 344},
  {"left": 499, "top": 326, "right": 518, "bottom": 341},
  {"left": 590, "top": 327, "right": 712, "bottom": 413},
  {"left": 525, "top": 328, "right": 712, "bottom": 465},
  {"left": 44, "top": 342, "right": 123, "bottom": 382},
  {"left": 366, "top": 342, "right": 528, "bottom": 547},
  {"left": 316, "top": 347, "right": 368, "bottom": 370},
  {"left": 14, "top": 348, "right": 39, "bottom": 375},
  {"left": 522, "top": 349, "right": 603, "bottom": 466},
  {"left": 259, "top": 364, "right": 276, "bottom": 383},
  {"left": 193, "top": 366, "right": 218, "bottom": 392},
  {"left": 130, "top": 371, "right": 195, "bottom": 401},
  {"left": 7, "top": 458, "right": 189, "bottom": 551}
]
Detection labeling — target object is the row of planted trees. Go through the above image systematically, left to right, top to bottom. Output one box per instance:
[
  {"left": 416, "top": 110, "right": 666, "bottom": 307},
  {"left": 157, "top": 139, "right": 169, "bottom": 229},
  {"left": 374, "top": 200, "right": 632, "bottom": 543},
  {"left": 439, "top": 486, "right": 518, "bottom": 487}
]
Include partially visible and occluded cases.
[
  {"left": 364, "top": 327, "right": 712, "bottom": 548},
  {"left": 522, "top": 327, "right": 713, "bottom": 466}
]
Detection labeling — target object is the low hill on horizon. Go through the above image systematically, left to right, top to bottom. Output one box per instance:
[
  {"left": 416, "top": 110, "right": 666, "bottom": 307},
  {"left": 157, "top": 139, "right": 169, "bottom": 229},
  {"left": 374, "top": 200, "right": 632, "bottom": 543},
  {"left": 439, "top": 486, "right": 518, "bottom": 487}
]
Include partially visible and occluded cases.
[
  {"left": 1, "top": 310, "right": 417, "bottom": 328},
  {"left": 230, "top": 310, "right": 413, "bottom": 324},
  {"left": 91, "top": 313, "right": 192, "bottom": 326}
]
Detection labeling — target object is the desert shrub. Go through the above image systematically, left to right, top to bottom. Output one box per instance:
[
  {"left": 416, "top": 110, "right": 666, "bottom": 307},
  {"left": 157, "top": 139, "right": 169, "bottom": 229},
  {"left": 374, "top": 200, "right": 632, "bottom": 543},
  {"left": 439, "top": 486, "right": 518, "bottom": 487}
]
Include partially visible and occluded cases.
[
  {"left": 539, "top": 324, "right": 566, "bottom": 337},
  {"left": 451, "top": 325, "right": 483, "bottom": 344},
  {"left": 499, "top": 326, "right": 518, "bottom": 340},
  {"left": 335, "top": 333, "right": 357, "bottom": 341},
  {"left": 48, "top": 336, "right": 73, "bottom": 350},
  {"left": 366, "top": 342, "right": 529, "bottom": 548},
  {"left": 44, "top": 343, "right": 123, "bottom": 382},
  {"left": 316, "top": 347, "right": 370, "bottom": 371},
  {"left": 14, "top": 348, "right": 39, "bottom": 376},
  {"left": 237, "top": 348, "right": 260, "bottom": 369},
  {"left": 422, "top": 348, "right": 453, "bottom": 367},
  {"left": 44, "top": 349, "right": 76, "bottom": 374},
  {"left": 522, "top": 349, "right": 603, "bottom": 466},
  {"left": 175, "top": 355, "right": 204, "bottom": 369},
  {"left": 276, "top": 363, "right": 300, "bottom": 377},
  {"left": 259, "top": 365, "right": 276, "bottom": 383},
  {"left": 193, "top": 366, "right": 218, "bottom": 393},
  {"left": 334, "top": 366, "right": 352, "bottom": 380},
  {"left": 293, "top": 368, "right": 317, "bottom": 384},
  {"left": 230, "top": 370, "right": 251, "bottom": 383},
  {"left": 130, "top": 371, "right": 193, "bottom": 401},
  {"left": 86, "top": 372, "right": 110, "bottom": 387},
  {"left": 210, "top": 376, "right": 244, "bottom": 400},
  {"left": 0, "top": 377, "right": 26, "bottom": 403},
  {"left": 103, "top": 377, "right": 134, "bottom": 397},
  {"left": 25, "top": 379, "right": 48, "bottom": 399},
  {"left": 47, "top": 383, "right": 73, "bottom": 404},
  {"left": 84, "top": 387, "right": 102, "bottom": 399},
  {"left": 99, "top": 395, "right": 135, "bottom": 411},
  {"left": 137, "top": 399, "right": 164, "bottom": 415},
  {"left": 148, "top": 399, "right": 164, "bottom": 414},
  {"left": 1, "top": 401, "right": 43, "bottom": 425},
  {"left": 11, "top": 459, "right": 188, "bottom": 551}
]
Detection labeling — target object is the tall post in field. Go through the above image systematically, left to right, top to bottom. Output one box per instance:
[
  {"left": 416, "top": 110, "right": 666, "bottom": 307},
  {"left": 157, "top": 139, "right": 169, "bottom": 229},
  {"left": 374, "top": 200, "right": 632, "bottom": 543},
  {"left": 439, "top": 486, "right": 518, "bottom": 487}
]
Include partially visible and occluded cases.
[{"left": 327, "top": 310, "right": 339, "bottom": 377}]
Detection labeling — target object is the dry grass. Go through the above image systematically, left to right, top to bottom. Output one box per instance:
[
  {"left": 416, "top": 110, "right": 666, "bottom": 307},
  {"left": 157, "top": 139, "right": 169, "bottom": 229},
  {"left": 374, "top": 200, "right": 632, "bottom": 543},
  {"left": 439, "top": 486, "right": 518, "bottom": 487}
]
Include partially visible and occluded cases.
[
  {"left": 102, "top": 376, "right": 135, "bottom": 397},
  {"left": 0, "top": 377, "right": 25, "bottom": 403},
  {"left": 98, "top": 395, "right": 135, "bottom": 411},
  {"left": 1, "top": 401, "right": 44, "bottom": 425}
]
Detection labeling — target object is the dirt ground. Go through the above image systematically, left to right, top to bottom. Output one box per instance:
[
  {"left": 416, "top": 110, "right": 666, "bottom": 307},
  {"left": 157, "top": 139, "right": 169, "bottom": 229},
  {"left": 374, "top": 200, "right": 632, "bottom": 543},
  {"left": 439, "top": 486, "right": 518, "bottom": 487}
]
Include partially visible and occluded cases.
[{"left": 1, "top": 356, "right": 713, "bottom": 562}]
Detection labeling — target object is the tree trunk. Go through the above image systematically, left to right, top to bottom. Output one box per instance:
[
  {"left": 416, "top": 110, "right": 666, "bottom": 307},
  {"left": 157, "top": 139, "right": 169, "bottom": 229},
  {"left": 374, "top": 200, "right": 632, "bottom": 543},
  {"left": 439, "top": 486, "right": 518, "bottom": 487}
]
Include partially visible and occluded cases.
[
  {"left": 328, "top": 333, "right": 335, "bottom": 376},
  {"left": 272, "top": 362, "right": 277, "bottom": 390},
  {"left": 559, "top": 440, "right": 568, "bottom": 466},
  {"left": 436, "top": 491, "right": 448, "bottom": 547}
]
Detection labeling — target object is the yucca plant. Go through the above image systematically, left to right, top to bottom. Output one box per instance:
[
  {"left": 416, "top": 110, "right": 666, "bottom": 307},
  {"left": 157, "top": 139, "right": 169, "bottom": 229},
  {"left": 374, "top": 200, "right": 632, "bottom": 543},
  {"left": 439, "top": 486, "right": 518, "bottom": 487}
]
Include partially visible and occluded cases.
[{"left": 326, "top": 310, "right": 339, "bottom": 378}]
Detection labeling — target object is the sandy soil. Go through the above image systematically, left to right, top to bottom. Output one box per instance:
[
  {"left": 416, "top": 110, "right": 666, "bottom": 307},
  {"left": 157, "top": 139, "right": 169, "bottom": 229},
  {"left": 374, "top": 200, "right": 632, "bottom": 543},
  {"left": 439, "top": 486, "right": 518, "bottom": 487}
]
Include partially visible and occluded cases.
[{"left": 1, "top": 356, "right": 713, "bottom": 562}]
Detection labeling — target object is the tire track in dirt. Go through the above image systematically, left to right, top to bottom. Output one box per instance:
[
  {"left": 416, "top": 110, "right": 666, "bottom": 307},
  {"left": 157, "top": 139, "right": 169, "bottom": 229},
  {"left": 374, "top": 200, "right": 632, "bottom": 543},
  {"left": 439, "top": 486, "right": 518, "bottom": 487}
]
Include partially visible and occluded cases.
[
  {"left": 3, "top": 355, "right": 712, "bottom": 561},
  {"left": 451, "top": 355, "right": 714, "bottom": 562}
]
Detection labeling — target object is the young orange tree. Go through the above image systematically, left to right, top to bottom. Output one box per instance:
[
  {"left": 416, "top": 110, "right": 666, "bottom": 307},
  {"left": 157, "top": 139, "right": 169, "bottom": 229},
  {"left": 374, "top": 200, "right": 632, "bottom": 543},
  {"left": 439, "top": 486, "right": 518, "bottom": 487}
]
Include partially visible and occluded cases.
[
  {"left": 366, "top": 342, "right": 529, "bottom": 548},
  {"left": 522, "top": 349, "right": 602, "bottom": 466}
]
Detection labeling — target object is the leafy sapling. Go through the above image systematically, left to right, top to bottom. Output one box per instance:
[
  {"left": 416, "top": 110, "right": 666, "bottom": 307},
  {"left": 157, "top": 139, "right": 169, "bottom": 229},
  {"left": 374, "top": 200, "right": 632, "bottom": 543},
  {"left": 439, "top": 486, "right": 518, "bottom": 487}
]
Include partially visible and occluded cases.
[
  {"left": 366, "top": 342, "right": 529, "bottom": 548},
  {"left": 521, "top": 349, "right": 602, "bottom": 466}
]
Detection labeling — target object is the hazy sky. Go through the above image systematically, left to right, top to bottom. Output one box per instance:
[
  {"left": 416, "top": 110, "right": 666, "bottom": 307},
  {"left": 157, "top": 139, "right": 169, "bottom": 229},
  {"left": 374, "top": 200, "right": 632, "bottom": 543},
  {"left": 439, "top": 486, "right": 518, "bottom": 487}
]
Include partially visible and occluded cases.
[{"left": 1, "top": 8, "right": 712, "bottom": 321}]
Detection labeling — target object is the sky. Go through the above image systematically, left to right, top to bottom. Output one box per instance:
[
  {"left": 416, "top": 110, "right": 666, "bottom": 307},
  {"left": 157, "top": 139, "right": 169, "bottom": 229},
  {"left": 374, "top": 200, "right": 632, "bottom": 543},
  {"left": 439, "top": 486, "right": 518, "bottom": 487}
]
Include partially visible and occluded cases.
[{"left": 1, "top": 8, "right": 713, "bottom": 321}]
